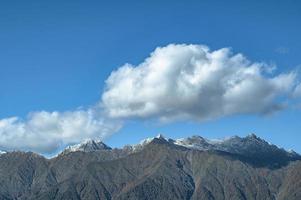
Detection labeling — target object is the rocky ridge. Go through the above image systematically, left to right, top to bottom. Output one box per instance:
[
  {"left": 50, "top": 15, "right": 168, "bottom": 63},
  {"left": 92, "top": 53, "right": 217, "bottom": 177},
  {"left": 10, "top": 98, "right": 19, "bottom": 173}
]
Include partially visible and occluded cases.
[{"left": 0, "top": 133, "right": 300, "bottom": 200}]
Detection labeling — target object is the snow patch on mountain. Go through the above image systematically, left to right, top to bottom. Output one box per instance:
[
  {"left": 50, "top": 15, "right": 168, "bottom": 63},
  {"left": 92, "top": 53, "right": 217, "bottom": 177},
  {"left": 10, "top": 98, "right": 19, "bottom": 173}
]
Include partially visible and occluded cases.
[
  {"left": 123, "top": 133, "right": 167, "bottom": 152},
  {"left": 173, "top": 134, "right": 300, "bottom": 160},
  {"left": 63, "top": 139, "right": 111, "bottom": 154}
]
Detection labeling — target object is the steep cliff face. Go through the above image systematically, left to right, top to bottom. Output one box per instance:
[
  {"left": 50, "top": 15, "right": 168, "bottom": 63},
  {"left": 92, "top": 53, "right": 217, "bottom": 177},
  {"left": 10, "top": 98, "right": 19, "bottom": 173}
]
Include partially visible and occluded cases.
[{"left": 0, "top": 135, "right": 300, "bottom": 200}]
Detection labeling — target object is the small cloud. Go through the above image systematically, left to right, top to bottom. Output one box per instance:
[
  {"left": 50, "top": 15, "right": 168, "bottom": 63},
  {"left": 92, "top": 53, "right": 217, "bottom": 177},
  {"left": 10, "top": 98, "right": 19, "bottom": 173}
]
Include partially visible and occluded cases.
[
  {"left": 275, "top": 47, "right": 289, "bottom": 54},
  {"left": 293, "top": 83, "right": 301, "bottom": 98},
  {"left": 0, "top": 109, "right": 122, "bottom": 154}
]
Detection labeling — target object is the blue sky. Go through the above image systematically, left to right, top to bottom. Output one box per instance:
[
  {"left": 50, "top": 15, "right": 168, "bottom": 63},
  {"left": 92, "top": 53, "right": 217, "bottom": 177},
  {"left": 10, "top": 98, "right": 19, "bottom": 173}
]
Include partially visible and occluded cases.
[{"left": 0, "top": 0, "right": 301, "bottom": 155}]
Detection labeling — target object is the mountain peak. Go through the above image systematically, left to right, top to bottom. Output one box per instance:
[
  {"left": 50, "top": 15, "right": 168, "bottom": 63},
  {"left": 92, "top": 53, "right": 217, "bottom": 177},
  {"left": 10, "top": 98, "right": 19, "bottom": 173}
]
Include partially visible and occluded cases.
[
  {"left": 155, "top": 133, "right": 166, "bottom": 140},
  {"left": 245, "top": 133, "right": 262, "bottom": 141},
  {"left": 247, "top": 133, "right": 257, "bottom": 138},
  {"left": 62, "top": 139, "right": 111, "bottom": 154}
]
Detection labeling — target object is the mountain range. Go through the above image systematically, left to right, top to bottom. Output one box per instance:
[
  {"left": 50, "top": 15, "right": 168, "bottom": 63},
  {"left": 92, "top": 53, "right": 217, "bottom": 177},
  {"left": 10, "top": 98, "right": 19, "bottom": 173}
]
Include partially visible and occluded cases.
[{"left": 0, "top": 134, "right": 300, "bottom": 200}]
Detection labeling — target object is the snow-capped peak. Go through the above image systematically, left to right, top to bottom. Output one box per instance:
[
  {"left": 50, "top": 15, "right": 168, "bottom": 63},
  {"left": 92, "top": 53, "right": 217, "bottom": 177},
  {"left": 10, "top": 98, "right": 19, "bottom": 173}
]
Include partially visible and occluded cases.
[
  {"left": 140, "top": 133, "right": 167, "bottom": 144},
  {"left": 155, "top": 133, "right": 166, "bottom": 140},
  {"left": 123, "top": 134, "right": 168, "bottom": 153},
  {"left": 171, "top": 134, "right": 300, "bottom": 161},
  {"left": 173, "top": 135, "right": 239, "bottom": 150},
  {"left": 62, "top": 139, "right": 111, "bottom": 154},
  {"left": 0, "top": 150, "right": 6, "bottom": 155}
]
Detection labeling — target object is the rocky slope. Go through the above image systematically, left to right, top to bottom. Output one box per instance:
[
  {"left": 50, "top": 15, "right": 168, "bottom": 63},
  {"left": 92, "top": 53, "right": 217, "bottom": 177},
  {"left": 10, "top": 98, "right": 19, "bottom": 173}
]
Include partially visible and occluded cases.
[{"left": 0, "top": 134, "right": 300, "bottom": 200}]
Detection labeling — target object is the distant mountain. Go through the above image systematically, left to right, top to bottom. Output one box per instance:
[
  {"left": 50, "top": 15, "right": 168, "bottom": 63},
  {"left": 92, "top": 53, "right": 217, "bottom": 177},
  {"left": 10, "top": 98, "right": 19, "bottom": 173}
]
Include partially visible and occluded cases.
[
  {"left": 0, "top": 134, "right": 300, "bottom": 200},
  {"left": 172, "top": 134, "right": 301, "bottom": 167}
]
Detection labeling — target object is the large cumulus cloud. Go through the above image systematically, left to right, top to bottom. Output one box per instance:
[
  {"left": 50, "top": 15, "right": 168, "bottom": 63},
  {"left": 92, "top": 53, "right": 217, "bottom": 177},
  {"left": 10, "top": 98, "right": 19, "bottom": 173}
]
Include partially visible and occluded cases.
[{"left": 102, "top": 44, "right": 299, "bottom": 122}]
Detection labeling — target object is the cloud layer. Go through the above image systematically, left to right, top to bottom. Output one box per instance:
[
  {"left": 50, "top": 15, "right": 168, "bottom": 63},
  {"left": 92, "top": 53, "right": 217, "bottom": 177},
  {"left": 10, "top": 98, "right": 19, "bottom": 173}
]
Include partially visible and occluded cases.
[
  {"left": 102, "top": 44, "right": 299, "bottom": 122},
  {"left": 0, "top": 109, "right": 121, "bottom": 154}
]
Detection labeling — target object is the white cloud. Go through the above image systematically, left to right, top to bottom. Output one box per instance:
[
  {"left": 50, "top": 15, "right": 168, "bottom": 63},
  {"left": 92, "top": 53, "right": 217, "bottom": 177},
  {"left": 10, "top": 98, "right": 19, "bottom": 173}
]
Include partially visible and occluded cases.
[
  {"left": 102, "top": 44, "right": 299, "bottom": 122},
  {"left": 275, "top": 47, "right": 289, "bottom": 54},
  {"left": 294, "top": 83, "right": 301, "bottom": 97},
  {"left": 0, "top": 108, "right": 121, "bottom": 154}
]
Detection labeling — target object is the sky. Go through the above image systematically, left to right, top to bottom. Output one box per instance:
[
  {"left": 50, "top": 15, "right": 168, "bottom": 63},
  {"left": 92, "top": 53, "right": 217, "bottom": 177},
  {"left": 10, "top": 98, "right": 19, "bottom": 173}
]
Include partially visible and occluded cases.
[{"left": 0, "top": 0, "right": 301, "bottom": 156}]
